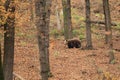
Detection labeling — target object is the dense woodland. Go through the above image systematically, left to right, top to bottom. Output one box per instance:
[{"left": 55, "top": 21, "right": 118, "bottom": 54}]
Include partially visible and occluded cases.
[{"left": 0, "top": 0, "right": 120, "bottom": 80}]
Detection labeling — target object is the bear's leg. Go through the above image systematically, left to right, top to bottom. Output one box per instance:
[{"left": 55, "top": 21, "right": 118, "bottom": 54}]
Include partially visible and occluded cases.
[
  {"left": 75, "top": 41, "right": 81, "bottom": 48},
  {"left": 68, "top": 42, "right": 74, "bottom": 48}
]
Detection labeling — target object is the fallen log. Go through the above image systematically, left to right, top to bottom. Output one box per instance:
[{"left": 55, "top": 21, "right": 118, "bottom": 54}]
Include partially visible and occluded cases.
[{"left": 85, "top": 20, "right": 117, "bottom": 26}]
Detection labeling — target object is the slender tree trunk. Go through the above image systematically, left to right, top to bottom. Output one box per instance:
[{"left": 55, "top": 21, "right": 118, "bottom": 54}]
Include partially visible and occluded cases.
[
  {"left": 3, "top": 0, "right": 15, "bottom": 80},
  {"left": 30, "top": 0, "right": 35, "bottom": 22},
  {"left": 35, "top": 0, "right": 51, "bottom": 79},
  {"left": 46, "top": 0, "right": 52, "bottom": 76},
  {"left": 55, "top": 0, "right": 62, "bottom": 30},
  {"left": 62, "top": 0, "right": 72, "bottom": 40},
  {"left": 85, "top": 0, "right": 93, "bottom": 49},
  {"left": 103, "top": 0, "right": 114, "bottom": 63},
  {"left": 103, "top": 0, "right": 112, "bottom": 45},
  {"left": 103, "top": 0, "right": 108, "bottom": 44},
  {"left": 103, "top": 0, "right": 112, "bottom": 47},
  {"left": 0, "top": 42, "right": 4, "bottom": 80}
]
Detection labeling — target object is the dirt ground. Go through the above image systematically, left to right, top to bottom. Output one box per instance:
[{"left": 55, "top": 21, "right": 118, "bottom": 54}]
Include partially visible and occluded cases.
[
  {"left": 12, "top": 0, "right": 120, "bottom": 80},
  {"left": 13, "top": 25, "right": 120, "bottom": 80}
]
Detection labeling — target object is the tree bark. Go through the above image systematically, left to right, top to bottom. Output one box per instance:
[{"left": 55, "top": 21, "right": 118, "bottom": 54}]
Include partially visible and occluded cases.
[
  {"left": 3, "top": 0, "right": 15, "bottom": 80},
  {"left": 30, "top": 0, "right": 35, "bottom": 22},
  {"left": 35, "top": 0, "right": 51, "bottom": 79},
  {"left": 45, "top": 0, "right": 52, "bottom": 76},
  {"left": 55, "top": 0, "right": 62, "bottom": 30},
  {"left": 62, "top": 0, "right": 73, "bottom": 40},
  {"left": 85, "top": 0, "right": 93, "bottom": 49},
  {"left": 103, "top": 0, "right": 114, "bottom": 63},
  {"left": 103, "top": 0, "right": 112, "bottom": 45},
  {"left": 0, "top": 42, "right": 4, "bottom": 80}
]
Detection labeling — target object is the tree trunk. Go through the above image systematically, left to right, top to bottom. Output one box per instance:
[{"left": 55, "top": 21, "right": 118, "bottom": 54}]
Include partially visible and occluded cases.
[
  {"left": 3, "top": 0, "right": 15, "bottom": 80},
  {"left": 30, "top": 0, "right": 35, "bottom": 22},
  {"left": 35, "top": 0, "right": 51, "bottom": 79},
  {"left": 45, "top": 0, "right": 52, "bottom": 76},
  {"left": 55, "top": 0, "right": 62, "bottom": 31},
  {"left": 62, "top": 0, "right": 73, "bottom": 40},
  {"left": 85, "top": 0, "right": 93, "bottom": 49},
  {"left": 103, "top": 0, "right": 114, "bottom": 63},
  {"left": 103, "top": 0, "right": 112, "bottom": 45},
  {"left": 0, "top": 42, "right": 4, "bottom": 80}
]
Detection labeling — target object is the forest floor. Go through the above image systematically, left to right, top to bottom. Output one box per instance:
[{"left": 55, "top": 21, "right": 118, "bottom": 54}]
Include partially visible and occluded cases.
[
  {"left": 12, "top": 0, "right": 120, "bottom": 80},
  {"left": 13, "top": 25, "right": 120, "bottom": 80}
]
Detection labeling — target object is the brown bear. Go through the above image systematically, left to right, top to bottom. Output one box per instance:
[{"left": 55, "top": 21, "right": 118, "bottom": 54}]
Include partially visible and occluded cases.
[{"left": 66, "top": 39, "right": 81, "bottom": 48}]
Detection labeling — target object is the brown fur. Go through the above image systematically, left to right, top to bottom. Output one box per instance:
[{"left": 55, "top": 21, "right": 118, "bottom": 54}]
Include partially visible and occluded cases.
[{"left": 67, "top": 39, "right": 81, "bottom": 48}]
